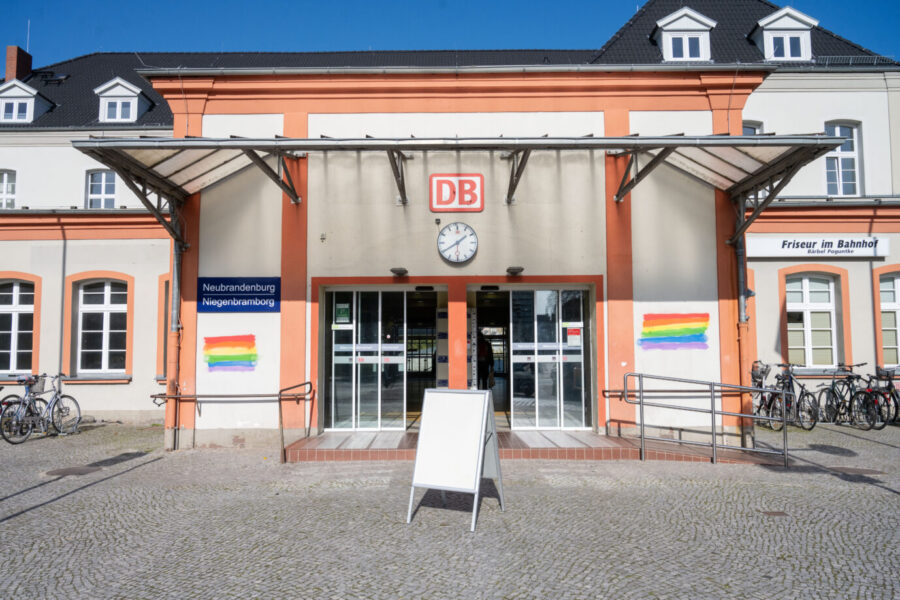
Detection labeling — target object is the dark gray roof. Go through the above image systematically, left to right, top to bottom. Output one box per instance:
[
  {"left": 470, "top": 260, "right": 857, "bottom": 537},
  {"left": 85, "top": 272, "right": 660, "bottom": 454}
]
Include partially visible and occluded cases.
[
  {"left": 591, "top": 0, "right": 897, "bottom": 66},
  {"left": 0, "top": 1, "right": 895, "bottom": 130},
  {"left": 1, "top": 50, "right": 597, "bottom": 130}
]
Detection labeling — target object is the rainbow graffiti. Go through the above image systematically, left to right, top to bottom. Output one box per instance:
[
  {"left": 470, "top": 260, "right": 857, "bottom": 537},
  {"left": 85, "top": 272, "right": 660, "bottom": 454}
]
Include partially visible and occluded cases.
[
  {"left": 638, "top": 313, "right": 709, "bottom": 350},
  {"left": 203, "top": 334, "right": 258, "bottom": 372}
]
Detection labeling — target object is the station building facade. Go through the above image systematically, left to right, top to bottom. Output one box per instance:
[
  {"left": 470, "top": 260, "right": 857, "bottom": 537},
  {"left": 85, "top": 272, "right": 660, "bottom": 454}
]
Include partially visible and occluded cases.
[{"left": 2, "top": 0, "right": 899, "bottom": 449}]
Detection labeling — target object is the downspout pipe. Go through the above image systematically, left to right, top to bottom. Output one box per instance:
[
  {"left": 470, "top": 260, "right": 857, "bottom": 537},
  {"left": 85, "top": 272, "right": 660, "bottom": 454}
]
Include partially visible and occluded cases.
[{"left": 165, "top": 207, "right": 185, "bottom": 451}]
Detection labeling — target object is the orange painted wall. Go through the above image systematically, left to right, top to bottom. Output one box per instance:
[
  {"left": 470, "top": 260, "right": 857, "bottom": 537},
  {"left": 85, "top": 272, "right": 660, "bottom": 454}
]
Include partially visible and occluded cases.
[
  {"left": 149, "top": 68, "right": 767, "bottom": 434},
  {"left": 279, "top": 112, "right": 309, "bottom": 431}
]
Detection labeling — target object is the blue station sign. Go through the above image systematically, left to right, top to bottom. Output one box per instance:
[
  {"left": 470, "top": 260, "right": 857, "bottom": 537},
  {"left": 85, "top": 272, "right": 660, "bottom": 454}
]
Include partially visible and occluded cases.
[{"left": 197, "top": 277, "right": 281, "bottom": 313}]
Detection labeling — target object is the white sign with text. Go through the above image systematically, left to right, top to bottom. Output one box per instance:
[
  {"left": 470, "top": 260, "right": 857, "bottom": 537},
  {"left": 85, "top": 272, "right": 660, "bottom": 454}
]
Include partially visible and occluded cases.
[{"left": 746, "top": 236, "right": 889, "bottom": 258}]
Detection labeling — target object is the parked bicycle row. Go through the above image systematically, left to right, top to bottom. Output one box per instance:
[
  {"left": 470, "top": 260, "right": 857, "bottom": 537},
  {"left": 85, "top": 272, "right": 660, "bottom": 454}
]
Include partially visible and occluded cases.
[
  {"left": 751, "top": 361, "right": 898, "bottom": 432},
  {"left": 0, "top": 373, "right": 81, "bottom": 444}
]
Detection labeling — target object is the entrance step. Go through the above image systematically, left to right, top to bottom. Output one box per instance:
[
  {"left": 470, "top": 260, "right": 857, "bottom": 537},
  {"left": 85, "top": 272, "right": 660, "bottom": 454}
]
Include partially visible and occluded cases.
[{"left": 285, "top": 431, "right": 781, "bottom": 465}]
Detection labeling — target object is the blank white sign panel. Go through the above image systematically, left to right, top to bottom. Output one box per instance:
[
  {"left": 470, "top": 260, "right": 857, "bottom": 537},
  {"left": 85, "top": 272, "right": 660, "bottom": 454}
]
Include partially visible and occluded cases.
[{"left": 412, "top": 390, "right": 488, "bottom": 493}]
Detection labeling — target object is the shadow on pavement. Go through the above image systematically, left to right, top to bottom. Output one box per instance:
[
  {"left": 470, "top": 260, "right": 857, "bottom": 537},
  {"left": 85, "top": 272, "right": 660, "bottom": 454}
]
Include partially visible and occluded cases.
[
  {"left": 87, "top": 451, "right": 147, "bottom": 468},
  {"left": 0, "top": 457, "right": 163, "bottom": 524}
]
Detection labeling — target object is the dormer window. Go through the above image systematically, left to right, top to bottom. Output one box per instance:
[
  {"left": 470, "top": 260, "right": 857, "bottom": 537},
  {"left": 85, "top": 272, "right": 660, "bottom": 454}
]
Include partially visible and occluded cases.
[
  {"left": 653, "top": 7, "right": 716, "bottom": 62},
  {"left": 752, "top": 7, "right": 817, "bottom": 62},
  {"left": 93, "top": 77, "right": 147, "bottom": 124},
  {"left": 0, "top": 80, "right": 50, "bottom": 124},
  {"left": 103, "top": 98, "right": 135, "bottom": 122}
]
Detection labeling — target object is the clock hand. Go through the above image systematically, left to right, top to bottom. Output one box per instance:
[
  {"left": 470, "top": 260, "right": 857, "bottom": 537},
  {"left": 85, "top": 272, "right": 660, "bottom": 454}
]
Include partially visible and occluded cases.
[{"left": 440, "top": 234, "right": 470, "bottom": 253}]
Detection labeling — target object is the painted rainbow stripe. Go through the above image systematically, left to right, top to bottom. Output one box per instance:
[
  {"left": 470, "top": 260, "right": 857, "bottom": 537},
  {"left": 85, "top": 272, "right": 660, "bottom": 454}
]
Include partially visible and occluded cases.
[
  {"left": 638, "top": 313, "right": 709, "bottom": 350},
  {"left": 203, "top": 334, "right": 258, "bottom": 372}
]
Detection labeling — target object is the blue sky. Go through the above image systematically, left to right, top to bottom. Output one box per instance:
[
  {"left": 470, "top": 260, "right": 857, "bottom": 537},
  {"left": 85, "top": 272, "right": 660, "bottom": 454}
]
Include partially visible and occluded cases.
[{"left": 2, "top": 0, "right": 898, "bottom": 69}]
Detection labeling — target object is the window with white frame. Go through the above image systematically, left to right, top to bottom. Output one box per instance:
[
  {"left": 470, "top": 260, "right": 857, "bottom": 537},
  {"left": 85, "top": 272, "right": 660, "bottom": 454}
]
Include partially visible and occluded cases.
[
  {"left": 771, "top": 34, "right": 803, "bottom": 59},
  {"left": 671, "top": 35, "right": 702, "bottom": 59},
  {"left": 101, "top": 98, "right": 136, "bottom": 123},
  {"left": 0, "top": 99, "right": 30, "bottom": 122},
  {"left": 825, "top": 123, "right": 859, "bottom": 196},
  {"left": 0, "top": 170, "right": 14, "bottom": 208},
  {"left": 85, "top": 170, "right": 116, "bottom": 209},
  {"left": 785, "top": 274, "right": 838, "bottom": 367},
  {"left": 879, "top": 274, "right": 900, "bottom": 366},
  {"left": 0, "top": 281, "right": 35, "bottom": 373},
  {"left": 77, "top": 281, "right": 127, "bottom": 373}
]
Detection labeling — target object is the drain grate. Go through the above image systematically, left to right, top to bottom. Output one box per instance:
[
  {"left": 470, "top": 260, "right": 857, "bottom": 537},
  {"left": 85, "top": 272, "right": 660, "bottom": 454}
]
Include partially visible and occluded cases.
[
  {"left": 46, "top": 466, "right": 101, "bottom": 477},
  {"left": 827, "top": 467, "right": 885, "bottom": 475},
  {"left": 761, "top": 511, "right": 788, "bottom": 517}
]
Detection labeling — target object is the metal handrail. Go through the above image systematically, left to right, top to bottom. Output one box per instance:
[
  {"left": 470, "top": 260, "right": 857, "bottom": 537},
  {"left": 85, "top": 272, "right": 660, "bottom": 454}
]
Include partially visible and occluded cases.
[
  {"left": 621, "top": 372, "right": 791, "bottom": 468},
  {"left": 150, "top": 381, "right": 314, "bottom": 463}
]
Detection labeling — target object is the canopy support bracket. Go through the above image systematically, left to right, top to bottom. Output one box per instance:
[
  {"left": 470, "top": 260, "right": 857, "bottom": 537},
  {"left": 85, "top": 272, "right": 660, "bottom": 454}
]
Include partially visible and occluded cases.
[
  {"left": 614, "top": 148, "right": 675, "bottom": 202},
  {"left": 243, "top": 149, "right": 300, "bottom": 204},
  {"left": 504, "top": 149, "right": 531, "bottom": 204},
  {"left": 387, "top": 150, "right": 408, "bottom": 205},
  {"left": 727, "top": 160, "right": 807, "bottom": 245},
  {"left": 108, "top": 165, "right": 186, "bottom": 247}
]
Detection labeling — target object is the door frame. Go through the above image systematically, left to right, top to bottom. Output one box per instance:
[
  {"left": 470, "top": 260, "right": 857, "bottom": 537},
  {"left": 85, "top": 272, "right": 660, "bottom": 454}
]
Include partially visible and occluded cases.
[{"left": 311, "top": 275, "right": 605, "bottom": 434}]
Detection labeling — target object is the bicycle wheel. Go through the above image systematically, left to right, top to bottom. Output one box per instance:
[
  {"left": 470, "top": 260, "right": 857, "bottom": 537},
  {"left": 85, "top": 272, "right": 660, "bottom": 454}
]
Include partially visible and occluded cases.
[
  {"left": 819, "top": 388, "right": 838, "bottom": 423},
  {"left": 851, "top": 391, "right": 876, "bottom": 431},
  {"left": 797, "top": 392, "right": 818, "bottom": 431},
  {"left": 872, "top": 393, "right": 889, "bottom": 431},
  {"left": 768, "top": 394, "right": 785, "bottom": 431},
  {"left": 52, "top": 395, "right": 81, "bottom": 434},
  {"left": 1, "top": 400, "right": 33, "bottom": 444}
]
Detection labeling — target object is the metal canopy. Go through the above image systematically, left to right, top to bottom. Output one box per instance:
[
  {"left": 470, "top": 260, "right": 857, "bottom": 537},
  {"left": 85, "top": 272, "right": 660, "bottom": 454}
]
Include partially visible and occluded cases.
[{"left": 73, "top": 134, "right": 842, "bottom": 241}]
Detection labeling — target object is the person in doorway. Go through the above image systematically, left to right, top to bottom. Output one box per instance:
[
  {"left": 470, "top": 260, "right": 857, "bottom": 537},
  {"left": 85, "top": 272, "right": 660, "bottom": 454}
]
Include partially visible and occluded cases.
[{"left": 477, "top": 331, "right": 494, "bottom": 390}]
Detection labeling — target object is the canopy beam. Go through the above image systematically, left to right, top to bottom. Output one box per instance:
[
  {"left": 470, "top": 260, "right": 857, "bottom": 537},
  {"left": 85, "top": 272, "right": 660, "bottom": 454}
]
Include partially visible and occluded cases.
[
  {"left": 614, "top": 148, "right": 676, "bottom": 202},
  {"left": 242, "top": 149, "right": 300, "bottom": 204},
  {"left": 505, "top": 149, "right": 531, "bottom": 204},
  {"left": 387, "top": 150, "right": 408, "bottom": 204}
]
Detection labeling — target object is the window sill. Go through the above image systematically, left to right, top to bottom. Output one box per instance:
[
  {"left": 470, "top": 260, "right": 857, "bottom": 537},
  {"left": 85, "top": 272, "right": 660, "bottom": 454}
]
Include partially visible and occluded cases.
[
  {"left": 792, "top": 368, "right": 842, "bottom": 378},
  {"left": 63, "top": 375, "right": 133, "bottom": 384}
]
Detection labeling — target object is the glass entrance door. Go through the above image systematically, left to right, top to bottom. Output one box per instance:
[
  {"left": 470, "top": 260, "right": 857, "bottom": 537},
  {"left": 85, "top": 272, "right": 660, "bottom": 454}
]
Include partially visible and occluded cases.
[
  {"left": 510, "top": 289, "right": 590, "bottom": 429},
  {"left": 325, "top": 290, "right": 436, "bottom": 430}
]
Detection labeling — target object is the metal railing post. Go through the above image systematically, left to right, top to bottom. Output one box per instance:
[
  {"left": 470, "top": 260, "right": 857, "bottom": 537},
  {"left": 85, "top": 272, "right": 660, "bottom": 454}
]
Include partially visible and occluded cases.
[
  {"left": 639, "top": 374, "right": 646, "bottom": 461},
  {"left": 710, "top": 382, "right": 717, "bottom": 464},
  {"left": 783, "top": 394, "right": 789, "bottom": 468}
]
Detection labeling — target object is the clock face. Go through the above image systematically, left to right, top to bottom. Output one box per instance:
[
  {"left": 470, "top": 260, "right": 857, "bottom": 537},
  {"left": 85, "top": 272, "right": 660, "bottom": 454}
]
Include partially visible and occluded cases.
[{"left": 437, "top": 222, "right": 478, "bottom": 264}]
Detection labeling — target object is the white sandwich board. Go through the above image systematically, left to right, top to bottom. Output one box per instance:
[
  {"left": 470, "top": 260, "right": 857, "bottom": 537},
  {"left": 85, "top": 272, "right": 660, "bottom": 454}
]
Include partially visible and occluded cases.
[{"left": 406, "top": 388, "right": 505, "bottom": 532}]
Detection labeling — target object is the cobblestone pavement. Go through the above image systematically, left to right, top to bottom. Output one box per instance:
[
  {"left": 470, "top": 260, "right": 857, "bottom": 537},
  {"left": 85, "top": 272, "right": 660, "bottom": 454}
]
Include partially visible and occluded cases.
[{"left": 1, "top": 422, "right": 898, "bottom": 599}]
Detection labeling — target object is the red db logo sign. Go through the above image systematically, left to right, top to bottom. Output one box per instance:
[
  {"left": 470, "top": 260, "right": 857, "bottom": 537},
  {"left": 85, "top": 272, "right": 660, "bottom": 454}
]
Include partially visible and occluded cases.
[{"left": 429, "top": 174, "right": 484, "bottom": 212}]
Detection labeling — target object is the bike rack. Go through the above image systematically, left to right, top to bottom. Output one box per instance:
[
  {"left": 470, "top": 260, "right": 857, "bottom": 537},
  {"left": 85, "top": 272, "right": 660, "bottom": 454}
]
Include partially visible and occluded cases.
[
  {"left": 621, "top": 372, "right": 791, "bottom": 468},
  {"left": 150, "top": 381, "right": 314, "bottom": 464}
]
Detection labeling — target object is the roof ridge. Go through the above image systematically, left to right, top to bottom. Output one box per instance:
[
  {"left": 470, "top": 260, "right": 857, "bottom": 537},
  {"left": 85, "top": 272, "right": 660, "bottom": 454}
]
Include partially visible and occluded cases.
[{"left": 589, "top": 0, "right": 658, "bottom": 63}]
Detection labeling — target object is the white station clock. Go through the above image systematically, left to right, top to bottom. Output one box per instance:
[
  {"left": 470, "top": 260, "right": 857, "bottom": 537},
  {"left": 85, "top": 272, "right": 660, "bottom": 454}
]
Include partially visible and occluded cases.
[{"left": 437, "top": 222, "right": 478, "bottom": 264}]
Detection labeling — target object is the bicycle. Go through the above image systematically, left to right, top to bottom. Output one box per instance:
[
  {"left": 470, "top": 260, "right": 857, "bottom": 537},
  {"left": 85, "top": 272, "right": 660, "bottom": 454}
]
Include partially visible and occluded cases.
[
  {"left": 750, "top": 360, "right": 781, "bottom": 429},
  {"left": 770, "top": 363, "right": 818, "bottom": 431},
  {"left": 817, "top": 363, "right": 876, "bottom": 430},
  {"left": 874, "top": 366, "right": 900, "bottom": 424},
  {"left": 0, "top": 373, "right": 81, "bottom": 444},
  {"left": 864, "top": 373, "right": 895, "bottom": 431}
]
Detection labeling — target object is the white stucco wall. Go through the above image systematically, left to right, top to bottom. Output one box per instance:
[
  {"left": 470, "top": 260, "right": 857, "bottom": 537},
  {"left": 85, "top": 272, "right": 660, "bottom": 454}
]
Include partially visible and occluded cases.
[
  {"left": 743, "top": 72, "right": 895, "bottom": 197},
  {"left": 629, "top": 110, "right": 713, "bottom": 136},
  {"left": 306, "top": 112, "right": 606, "bottom": 279},
  {"left": 193, "top": 114, "right": 285, "bottom": 431},
  {"left": 0, "top": 130, "right": 170, "bottom": 209},
  {"left": 630, "top": 159, "right": 722, "bottom": 428},
  {"left": 748, "top": 231, "right": 900, "bottom": 372},
  {"left": 0, "top": 238, "right": 169, "bottom": 418}
]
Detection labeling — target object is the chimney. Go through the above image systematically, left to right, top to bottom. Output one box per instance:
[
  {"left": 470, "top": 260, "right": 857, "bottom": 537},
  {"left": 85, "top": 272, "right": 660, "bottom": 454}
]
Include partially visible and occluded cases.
[{"left": 5, "top": 46, "right": 32, "bottom": 82}]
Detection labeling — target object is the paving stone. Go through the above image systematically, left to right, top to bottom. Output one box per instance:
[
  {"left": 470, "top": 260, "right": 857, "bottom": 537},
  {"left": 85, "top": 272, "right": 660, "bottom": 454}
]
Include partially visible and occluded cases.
[{"left": 0, "top": 422, "right": 897, "bottom": 599}]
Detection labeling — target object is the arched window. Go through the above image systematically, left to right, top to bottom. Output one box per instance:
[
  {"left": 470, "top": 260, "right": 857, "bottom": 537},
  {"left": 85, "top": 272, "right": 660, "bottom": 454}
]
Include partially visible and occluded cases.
[
  {"left": 824, "top": 122, "right": 861, "bottom": 197},
  {"left": 0, "top": 170, "right": 15, "bottom": 209},
  {"left": 85, "top": 170, "right": 116, "bottom": 209},
  {"left": 879, "top": 273, "right": 900, "bottom": 366},
  {"left": 785, "top": 274, "right": 838, "bottom": 367},
  {"left": 0, "top": 279, "right": 35, "bottom": 373},
  {"left": 76, "top": 280, "right": 128, "bottom": 373}
]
